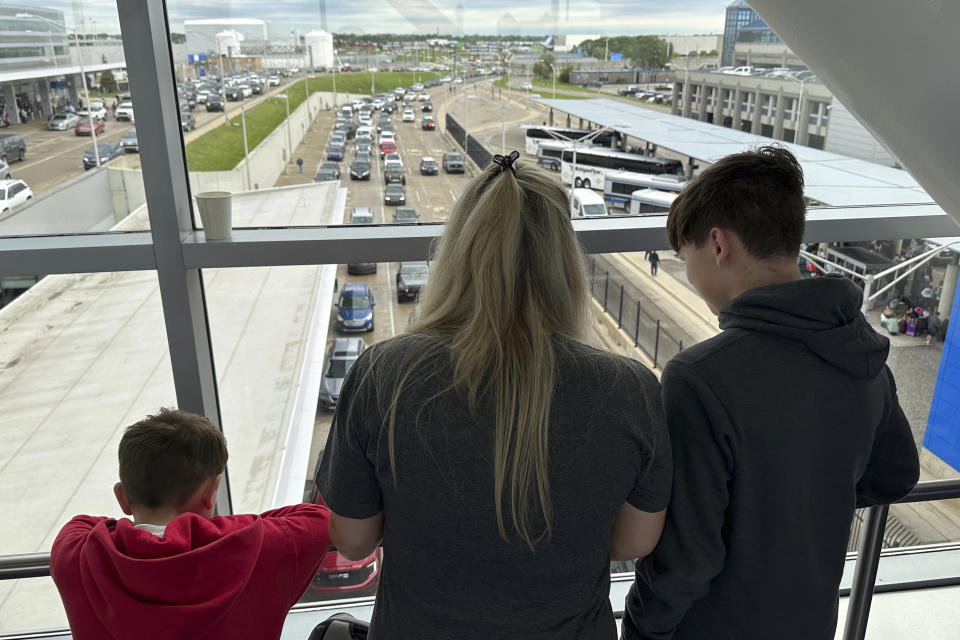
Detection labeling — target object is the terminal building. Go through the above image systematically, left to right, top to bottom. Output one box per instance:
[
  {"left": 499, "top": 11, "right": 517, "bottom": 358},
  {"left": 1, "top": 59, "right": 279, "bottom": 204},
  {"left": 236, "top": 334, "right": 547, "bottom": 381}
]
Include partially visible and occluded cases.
[{"left": 0, "top": 4, "right": 127, "bottom": 123}]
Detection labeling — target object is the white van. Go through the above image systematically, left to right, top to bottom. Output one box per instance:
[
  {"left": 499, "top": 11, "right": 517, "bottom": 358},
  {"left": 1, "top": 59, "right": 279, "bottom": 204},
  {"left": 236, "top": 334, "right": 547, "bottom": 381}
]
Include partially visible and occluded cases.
[
  {"left": 570, "top": 188, "right": 608, "bottom": 218},
  {"left": 628, "top": 188, "right": 677, "bottom": 216}
]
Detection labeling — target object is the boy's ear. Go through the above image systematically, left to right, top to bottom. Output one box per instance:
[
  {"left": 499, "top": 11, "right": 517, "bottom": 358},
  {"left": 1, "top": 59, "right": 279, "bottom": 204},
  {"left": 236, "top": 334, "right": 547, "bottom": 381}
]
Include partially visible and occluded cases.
[
  {"left": 200, "top": 475, "right": 221, "bottom": 511},
  {"left": 114, "top": 483, "right": 134, "bottom": 516}
]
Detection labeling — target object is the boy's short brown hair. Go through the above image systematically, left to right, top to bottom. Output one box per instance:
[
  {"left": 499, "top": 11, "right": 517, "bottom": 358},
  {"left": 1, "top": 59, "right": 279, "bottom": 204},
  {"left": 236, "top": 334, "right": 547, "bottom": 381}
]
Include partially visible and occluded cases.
[
  {"left": 666, "top": 145, "right": 806, "bottom": 258},
  {"left": 118, "top": 408, "right": 228, "bottom": 509}
]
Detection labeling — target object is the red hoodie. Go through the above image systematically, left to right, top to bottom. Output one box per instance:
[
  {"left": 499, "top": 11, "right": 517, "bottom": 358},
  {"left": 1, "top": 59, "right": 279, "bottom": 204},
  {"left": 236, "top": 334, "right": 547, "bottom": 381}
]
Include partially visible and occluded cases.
[{"left": 50, "top": 504, "right": 330, "bottom": 640}]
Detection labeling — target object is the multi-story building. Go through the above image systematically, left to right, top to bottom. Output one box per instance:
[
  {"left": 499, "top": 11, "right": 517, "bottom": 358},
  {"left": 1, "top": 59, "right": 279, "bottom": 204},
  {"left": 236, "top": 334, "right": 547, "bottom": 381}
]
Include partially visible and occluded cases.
[{"left": 0, "top": 4, "right": 126, "bottom": 123}]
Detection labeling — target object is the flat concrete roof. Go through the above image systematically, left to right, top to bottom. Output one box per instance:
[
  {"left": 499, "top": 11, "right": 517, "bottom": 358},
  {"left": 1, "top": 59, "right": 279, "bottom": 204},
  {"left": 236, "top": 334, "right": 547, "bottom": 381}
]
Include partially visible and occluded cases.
[{"left": 0, "top": 182, "right": 340, "bottom": 633}]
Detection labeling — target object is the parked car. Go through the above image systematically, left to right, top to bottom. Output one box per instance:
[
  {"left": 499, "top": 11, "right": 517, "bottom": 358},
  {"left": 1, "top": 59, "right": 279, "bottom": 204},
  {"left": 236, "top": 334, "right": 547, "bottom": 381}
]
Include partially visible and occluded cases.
[
  {"left": 206, "top": 95, "right": 224, "bottom": 112},
  {"left": 79, "top": 101, "right": 108, "bottom": 120},
  {"left": 114, "top": 101, "right": 135, "bottom": 121},
  {"left": 402, "top": 109, "right": 415, "bottom": 122},
  {"left": 179, "top": 111, "right": 197, "bottom": 132},
  {"left": 47, "top": 113, "right": 80, "bottom": 131},
  {"left": 421, "top": 115, "right": 436, "bottom": 130},
  {"left": 74, "top": 117, "right": 105, "bottom": 136},
  {"left": 121, "top": 128, "right": 139, "bottom": 153},
  {"left": 0, "top": 135, "right": 26, "bottom": 163},
  {"left": 379, "top": 140, "right": 397, "bottom": 157},
  {"left": 83, "top": 141, "right": 124, "bottom": 170},
  {"left": 327, "top": 142, "right": 345, "bottom": 161},
  {"left": 442, "top": 151, "right": 465, "bottom": 173},
  {"left": 419, "top": 156, "right": 438, "bottom": 175},
  {"left": 0, "top": 158, "right": 10, "bottom": 180},
  {"left": 349, "top": 159, "right": 371, "bottom": 180},
  {"left": 320, "top": 161, "right": 341, "bottom": 179},
  {"left": 384, "top": 164, "right": 405, "bottom": 185},
  {"left": 314, "top": 168, "right": 339, "bottom": 182},
  {"left": 0, "top": 179, "right": 33, "bottom": 214},
  {"left": 384, "top": 183, "right": 406, "bottom": 205},
  {"left": 392, "top": 206, "right": 420, "bottom": 224},
  {"left": 348, "top": 207, "right": 374, "bottom": 225},
  {"left": 396, "top": 261, "right": 429, "bottom": 303},
  {"left": 335, "top": 283, "right": 375, "bottom": 332},
  {"left": 318, "top": 338, "right": 368, "bottom": 411},
  {"left": 308, "top": 470, "right": 382, "bottom": 597}
]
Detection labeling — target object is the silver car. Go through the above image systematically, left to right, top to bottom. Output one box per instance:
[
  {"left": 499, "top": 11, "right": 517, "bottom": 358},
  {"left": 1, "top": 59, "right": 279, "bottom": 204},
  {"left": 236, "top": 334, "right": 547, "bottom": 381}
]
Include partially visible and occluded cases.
[{"left": 47, "top": 113, "right": 80, "bottom": 131}]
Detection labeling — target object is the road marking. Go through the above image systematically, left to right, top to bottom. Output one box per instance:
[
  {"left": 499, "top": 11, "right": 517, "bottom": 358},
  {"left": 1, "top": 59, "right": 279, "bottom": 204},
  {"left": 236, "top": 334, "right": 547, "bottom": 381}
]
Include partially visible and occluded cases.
[
  {"left": 449, "top": 189, "right": 456, "bottom": 201},
  {"left": 383, "top": 262, "right": 397, "bottom": 337}
]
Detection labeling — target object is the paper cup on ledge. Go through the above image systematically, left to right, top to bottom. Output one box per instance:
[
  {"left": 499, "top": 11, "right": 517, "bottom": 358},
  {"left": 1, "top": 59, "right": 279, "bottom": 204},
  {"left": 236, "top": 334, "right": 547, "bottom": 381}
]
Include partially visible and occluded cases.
[{"left": 195, "top": 191, "right": 233, "bottom": 241}]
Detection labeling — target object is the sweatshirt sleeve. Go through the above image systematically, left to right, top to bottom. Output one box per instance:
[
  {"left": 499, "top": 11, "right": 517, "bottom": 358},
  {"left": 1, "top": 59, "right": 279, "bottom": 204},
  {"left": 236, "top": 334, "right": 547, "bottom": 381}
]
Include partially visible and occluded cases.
[
  {"left": 622, "top": 362, "right": 736, "bottom": 640},
  {"left": 856, "top": 367, "right": 920, "bottom": 508},
  {"left": 260, "top": 504, "right": 332, "bottom": 605},
  {"left": 50, "top": 516, "right": 106, "bottom": 583}
]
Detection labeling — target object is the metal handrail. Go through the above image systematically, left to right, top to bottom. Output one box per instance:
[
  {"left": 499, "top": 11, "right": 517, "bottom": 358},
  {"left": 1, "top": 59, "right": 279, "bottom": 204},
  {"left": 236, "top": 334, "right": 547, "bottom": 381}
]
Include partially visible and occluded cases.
[{"left": 1, "top": 478, "right": 958, "bottom": 636}]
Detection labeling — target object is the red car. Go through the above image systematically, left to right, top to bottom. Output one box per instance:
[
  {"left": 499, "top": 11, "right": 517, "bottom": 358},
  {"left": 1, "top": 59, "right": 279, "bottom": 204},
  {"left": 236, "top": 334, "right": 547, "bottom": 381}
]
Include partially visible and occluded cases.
[
  {"left": 75, "top": 117, "right": 105, "bottom": 136},
  {"left": 379, "top": 140, "right": 397, "bottom": 157},
  {"left": 305, "top": 486, "right": 382, "bottom": 600}
]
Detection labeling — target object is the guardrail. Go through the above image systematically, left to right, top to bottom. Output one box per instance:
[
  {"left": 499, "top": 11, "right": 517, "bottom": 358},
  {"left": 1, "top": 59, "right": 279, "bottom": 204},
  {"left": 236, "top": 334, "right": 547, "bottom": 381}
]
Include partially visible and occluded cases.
[
  {"left": 444, "top": 113, "right": 493, "bottom": 170},
  {"left": 0, "top": 479, "right": 958, "bottom": 640}
]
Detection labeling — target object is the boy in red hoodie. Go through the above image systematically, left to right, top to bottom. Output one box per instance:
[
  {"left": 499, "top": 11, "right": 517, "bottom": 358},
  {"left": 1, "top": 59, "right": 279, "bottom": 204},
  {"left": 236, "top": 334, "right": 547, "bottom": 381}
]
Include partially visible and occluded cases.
[{"left": 50, "top": 408, "right": 331, "bottom": 640}]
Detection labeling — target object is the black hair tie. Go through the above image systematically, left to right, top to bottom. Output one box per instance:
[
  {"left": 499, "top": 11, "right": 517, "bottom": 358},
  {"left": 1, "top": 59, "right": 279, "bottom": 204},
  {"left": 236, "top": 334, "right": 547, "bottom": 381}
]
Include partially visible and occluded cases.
[{"left": 492, "top": 150, "right": 520, "bottom": 177}]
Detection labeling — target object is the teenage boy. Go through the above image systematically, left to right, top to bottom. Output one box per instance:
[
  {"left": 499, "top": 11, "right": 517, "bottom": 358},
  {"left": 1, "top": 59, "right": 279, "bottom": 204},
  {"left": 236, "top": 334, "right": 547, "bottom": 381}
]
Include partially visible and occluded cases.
[
  {"left": 622, "top": 146, "right": 919, "bottom": 640},
  {"left": 51, "top": 408, "right": 331, "bottom": 640}
]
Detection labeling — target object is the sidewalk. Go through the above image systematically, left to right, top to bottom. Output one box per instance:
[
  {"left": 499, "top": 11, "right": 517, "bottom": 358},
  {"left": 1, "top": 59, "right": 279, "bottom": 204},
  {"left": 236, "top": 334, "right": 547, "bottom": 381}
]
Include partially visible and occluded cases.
[{"left": 273, "top": 107, "right": 337, "bottom": 187}]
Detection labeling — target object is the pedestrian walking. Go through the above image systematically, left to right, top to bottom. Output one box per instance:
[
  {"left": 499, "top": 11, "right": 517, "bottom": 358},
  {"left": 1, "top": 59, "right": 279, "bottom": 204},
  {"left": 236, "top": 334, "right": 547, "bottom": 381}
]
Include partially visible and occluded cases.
[
  {"left": 296, "top": 158, "right": 303, "bottom": 173},
  {"left": 649, "top": 251, "right": 660, "bottom": 276},
  {"left": 926, "top": 310, "right": 942, "bottom": 345}
]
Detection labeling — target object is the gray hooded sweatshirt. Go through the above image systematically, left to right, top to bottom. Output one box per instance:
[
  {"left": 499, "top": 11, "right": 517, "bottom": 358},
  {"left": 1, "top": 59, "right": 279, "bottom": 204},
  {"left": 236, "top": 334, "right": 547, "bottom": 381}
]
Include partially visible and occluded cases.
[{"left": 623, "top": 275, "right": 919, "bottom": 640}]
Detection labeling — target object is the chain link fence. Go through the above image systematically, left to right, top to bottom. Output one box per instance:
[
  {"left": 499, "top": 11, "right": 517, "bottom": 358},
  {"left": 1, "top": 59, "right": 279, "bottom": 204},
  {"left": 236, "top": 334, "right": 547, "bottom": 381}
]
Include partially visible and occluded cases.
[{"left": 587, "top": 254, "right": 693, "bottom": 368}]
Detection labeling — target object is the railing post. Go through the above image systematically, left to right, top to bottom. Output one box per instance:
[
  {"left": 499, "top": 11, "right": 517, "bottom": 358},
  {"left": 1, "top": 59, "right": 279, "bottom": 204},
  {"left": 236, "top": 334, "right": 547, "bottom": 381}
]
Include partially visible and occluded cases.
[
  {"left": 603, "top": 271, "right": 610, "bottom": 311},
  {"left": 617, "top": 285, "right": 625, "bottom": 328},
  {"left": 634, "top": 301, "right": 641, "bottom": 347},
  {"left": 654, "top": 318, "right": 661, "bottom": 368},
  {"left": 842, "top": 504, "right": 889, "bottom": 640}
]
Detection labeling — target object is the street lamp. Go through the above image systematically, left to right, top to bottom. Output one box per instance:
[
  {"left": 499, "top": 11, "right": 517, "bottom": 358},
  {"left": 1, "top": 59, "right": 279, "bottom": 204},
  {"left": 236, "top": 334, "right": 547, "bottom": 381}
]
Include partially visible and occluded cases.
[
  {"left": 549, "top": 63, "right": 557, "bottom": 100},
  {"left": 786, "top": 76, "right": 808, "bottom": 145},
  {"left": 271, "top": 93, "right": 293, "bottom": 159},
  {"left": 231, "top": 105, "right": 252, "bottom": 189}
]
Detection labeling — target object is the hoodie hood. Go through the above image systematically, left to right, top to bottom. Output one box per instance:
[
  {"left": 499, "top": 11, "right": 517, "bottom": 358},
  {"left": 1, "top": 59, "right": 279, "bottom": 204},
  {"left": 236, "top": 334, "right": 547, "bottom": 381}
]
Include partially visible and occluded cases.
[
  {"left": 718, "top": 275, "right": 889, "bottom": 379},
  {"left": 80, "top": 513, "right": 263, "bottom": 638}
]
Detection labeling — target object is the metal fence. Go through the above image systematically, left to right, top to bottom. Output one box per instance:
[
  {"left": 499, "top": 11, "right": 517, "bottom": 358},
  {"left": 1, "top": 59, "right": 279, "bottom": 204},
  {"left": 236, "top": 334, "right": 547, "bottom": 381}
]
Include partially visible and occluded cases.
[
  {"left": 445, "top": 113, "right": 494, "bottom": 169},
  {"left": 587, "top": 254, "right": 693, "bottom": 368}
]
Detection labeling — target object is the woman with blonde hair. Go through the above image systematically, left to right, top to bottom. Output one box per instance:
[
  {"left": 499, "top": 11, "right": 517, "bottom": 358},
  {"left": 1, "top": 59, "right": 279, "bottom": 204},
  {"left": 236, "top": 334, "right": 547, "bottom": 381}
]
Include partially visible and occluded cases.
[{"left": 318, "top": 151, "right": 669, "bottom": 639}]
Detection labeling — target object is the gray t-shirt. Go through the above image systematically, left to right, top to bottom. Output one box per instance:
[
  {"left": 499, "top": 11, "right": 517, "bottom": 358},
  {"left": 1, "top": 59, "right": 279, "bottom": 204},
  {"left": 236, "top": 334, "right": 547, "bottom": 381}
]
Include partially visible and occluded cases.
[{"left": 318, "top": 334, "right": 670, "bottom": 640}]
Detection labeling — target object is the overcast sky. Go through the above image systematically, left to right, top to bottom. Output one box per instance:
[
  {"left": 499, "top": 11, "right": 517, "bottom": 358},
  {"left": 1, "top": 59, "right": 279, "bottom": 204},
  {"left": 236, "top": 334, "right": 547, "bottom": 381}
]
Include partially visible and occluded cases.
[{"left": 20, "top": 0, "right": 730, "bottom": 36}]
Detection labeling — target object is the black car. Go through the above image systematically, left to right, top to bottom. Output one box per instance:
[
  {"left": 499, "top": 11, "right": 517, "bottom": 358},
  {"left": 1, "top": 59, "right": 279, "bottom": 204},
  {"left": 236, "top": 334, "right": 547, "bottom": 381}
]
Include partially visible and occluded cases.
[
  {"left": 226, "top": 87, "right": 243, "bottom": 101},
  {"left": 206, "top": 95, "right": 224, "bottom": 112},
  {"left": 421, "top": 102, "right": 433, "bottom": 112},
  {"left": 382, "top": 103, "right": 396, "bottom": 114},
  {"left": 335, "top": 122, "right": 356, "bottom": 139},
  {"left": 0, "top": 135, "right": 26, "bottom": 163},
  {"left": 83, "top": 141, "right": 123, "bottom": 170},
  {"left": 442, "top": 152, "right": 465, "bottom": 173},
  {"left": 419, "top": 157, "right": 438, "bottom": 175},
  {"left": 349, "top": 160, "right": 371, "bottom": 180},
  {"left": 320, "top": 161, "right": 341, "bottom": 179},
  {"left": 384, "top": 164, "right": 405, "bottom": 185},
  {"left": 384, "top": 184, "right": 406, "bottom": 205},
  {"left": 392, "top": 206, "right": 420, "bottom": 224},
  {"left": 396, "top": 261, "right": 428, "bottom": 302}
]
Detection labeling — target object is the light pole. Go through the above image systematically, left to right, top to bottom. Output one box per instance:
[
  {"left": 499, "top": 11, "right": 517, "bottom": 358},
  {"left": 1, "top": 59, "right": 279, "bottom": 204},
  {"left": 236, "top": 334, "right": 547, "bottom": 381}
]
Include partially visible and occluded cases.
[
  {"left": 20, "top": 12, "right": 100, "bottom": 166},
  {"left": 332, "top": 49, "right": 338, "bottom": 108},
  {"left": 549, "top": 63, "right": 557, "bottom": 99},
  {"left": 272, "top": 94, "right": 293, "bottom": 158},
  {"left": 231, "top": 104, "right": 252, "bottom": 189}
]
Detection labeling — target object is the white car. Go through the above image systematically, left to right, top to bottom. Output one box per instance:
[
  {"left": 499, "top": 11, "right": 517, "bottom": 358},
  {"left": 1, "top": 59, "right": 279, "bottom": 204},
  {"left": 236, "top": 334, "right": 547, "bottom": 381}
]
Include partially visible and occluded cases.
[
  {"left": 268, "top": 75, "right": 280, "bottom": 86},
  {"left": 454, "top": 77, "right": 463, "bottom": 84},
  {"left": 520, "top": 81, "right": 533, "bottom": 91},
  {"left": 411, "top": 83, "right": 424, "bottom": 91},
  {"left": 417, "top": 93, "right": 430, "bottom": 101},
  {"left": 79, "top": 101, "right": 107, "bottom": 120},
  {"left": 115, "top": 101, "right": 135, "bottom": 121},
  {"left": 402, "top": 109, "right": 415, "bottom": 122},
  {"left": 379, "top": 131, "right": 395, "bottom": 144},
  {"left": 383, "top": 153, "right": 402, "bottom": 167},
  {"left": 0, "top": 158, "right": 10, "bottom": 180},
  {"left": 0, "top": 179, "right": 33, "bottom": 214}
]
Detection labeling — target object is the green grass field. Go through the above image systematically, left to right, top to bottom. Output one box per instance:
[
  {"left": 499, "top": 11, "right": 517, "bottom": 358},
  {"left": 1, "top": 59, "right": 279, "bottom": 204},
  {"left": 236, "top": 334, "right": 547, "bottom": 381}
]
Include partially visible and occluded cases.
[
  {"left": 186, "top": 72, "right": 445, "bottom": 171},
  {"left": 531, "top": 76, "right": 593, "bottom": 94}
]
